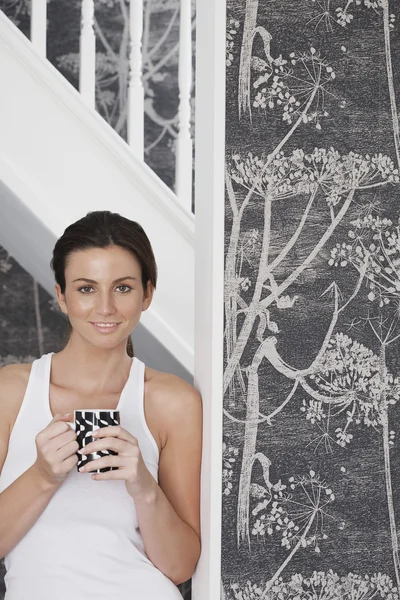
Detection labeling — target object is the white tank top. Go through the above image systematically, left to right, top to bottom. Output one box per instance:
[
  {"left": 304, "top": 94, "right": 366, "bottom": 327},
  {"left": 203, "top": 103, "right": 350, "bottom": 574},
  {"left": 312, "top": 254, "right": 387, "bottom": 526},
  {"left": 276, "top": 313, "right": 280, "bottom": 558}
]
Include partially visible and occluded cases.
[{"left": 0, "top": 352, "right": 182, "bottom": 600}]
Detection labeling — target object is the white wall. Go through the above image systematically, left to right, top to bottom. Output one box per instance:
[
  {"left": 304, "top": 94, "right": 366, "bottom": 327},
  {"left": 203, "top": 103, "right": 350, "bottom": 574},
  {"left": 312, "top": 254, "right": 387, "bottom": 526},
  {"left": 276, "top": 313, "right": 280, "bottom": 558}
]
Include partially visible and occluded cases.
[
  {"left": 192, "top": 0, "right": 226, "bottom": 597},
  {"left": 0, "top": 12, "right": 194, "bottom": 375},
  {"left": 0, "top": 180, "right": 192, "bottom": 381}
]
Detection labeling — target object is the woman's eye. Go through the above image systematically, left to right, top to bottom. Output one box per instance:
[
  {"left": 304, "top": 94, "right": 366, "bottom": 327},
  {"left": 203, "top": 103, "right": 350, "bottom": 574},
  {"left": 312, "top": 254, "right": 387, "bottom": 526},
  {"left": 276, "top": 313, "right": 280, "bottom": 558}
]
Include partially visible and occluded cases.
[{"left": 77, "top": 285, "right": 132, "bottom": 293}]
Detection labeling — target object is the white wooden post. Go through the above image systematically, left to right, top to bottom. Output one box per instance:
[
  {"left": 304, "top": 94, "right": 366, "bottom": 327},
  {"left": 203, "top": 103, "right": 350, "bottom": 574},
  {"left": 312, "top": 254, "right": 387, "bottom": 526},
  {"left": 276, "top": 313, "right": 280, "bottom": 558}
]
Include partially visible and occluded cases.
[
  {"left": 30, "top": 0, "right": 47, "bottom": 58},
  {"left": 79, "top": 0, "right": 96, "bottom": 108},
  {"left": 128, "top": 0, "right": 144, "bottom": 159},
  {"left": 175, "top": 0, "right": 193, "bottom": 210},
  {"left": 192, "top": 0, "right": 226, "bottom": 597}
]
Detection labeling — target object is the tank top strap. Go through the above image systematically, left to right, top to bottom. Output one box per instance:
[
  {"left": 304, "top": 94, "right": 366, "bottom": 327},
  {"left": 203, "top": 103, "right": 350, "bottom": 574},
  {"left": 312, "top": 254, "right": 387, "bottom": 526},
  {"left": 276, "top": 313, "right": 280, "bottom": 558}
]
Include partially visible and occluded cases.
[
  {"left": 36, "top": 352, "right": 53, "bottom": 389},
  {"left": 15, "top": 353, "right": 53, "bottom": 430},
  {"left": 123, "top": 357, "right": 159, "bottom": 466}
]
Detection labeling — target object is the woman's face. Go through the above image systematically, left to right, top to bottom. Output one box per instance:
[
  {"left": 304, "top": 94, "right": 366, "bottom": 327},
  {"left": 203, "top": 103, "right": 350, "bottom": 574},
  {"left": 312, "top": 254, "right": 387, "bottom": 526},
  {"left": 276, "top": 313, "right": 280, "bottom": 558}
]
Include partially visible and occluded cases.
[{"left": 55, "top": 245, "right": 153, "bottom": 351}]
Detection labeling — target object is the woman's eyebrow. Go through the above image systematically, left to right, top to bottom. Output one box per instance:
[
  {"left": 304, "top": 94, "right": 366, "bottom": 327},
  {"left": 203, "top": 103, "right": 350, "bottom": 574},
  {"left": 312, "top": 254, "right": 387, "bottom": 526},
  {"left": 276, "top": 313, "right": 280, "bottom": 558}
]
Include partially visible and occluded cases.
[{"left": 72, "top": 276, "right": 137, "bottom": 283}]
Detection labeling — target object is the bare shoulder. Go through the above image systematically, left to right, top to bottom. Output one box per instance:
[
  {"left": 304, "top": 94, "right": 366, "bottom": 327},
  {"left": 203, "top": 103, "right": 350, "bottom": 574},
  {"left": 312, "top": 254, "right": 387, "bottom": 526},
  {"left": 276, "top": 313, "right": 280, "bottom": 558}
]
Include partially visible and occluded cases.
[
  {"left": 0, "top": 362, "right": 32, "bottom": 433},
  {"left": 0, "top": 362, "right": 31, "bottom": 391},
  {"left": 144, "top": 367, "right": 201, "bottom": 410},
  {"left": 143, "top": 368, "right": 202, "bottom": 446}
]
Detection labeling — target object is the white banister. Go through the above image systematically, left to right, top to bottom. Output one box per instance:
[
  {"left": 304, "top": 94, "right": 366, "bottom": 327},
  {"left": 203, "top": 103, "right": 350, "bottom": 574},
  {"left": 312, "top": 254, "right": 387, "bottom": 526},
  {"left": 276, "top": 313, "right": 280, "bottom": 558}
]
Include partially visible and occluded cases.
[
  {"left": 30, "top": 0, "right": 47, "bottom": 58},
  {"left": 79, "top": 0, "right": 96, "bottom": 108},
  {"left": 128, "top": 0, "right": 144, "bottom": 159},
  {"left": 175, "top": 0, "right": 193, "bottom": 210},
  {"left": 192, "top": 0, "right": 226, "bottom": 595}
]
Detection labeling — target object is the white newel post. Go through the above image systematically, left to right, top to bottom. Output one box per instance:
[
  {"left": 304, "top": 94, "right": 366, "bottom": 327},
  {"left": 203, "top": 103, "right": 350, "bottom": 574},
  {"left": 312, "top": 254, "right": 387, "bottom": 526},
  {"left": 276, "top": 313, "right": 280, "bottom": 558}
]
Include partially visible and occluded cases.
[
  {"left": 30, "top": 0, "right": 47, "bottom": 58},
  {"left": 79, "top": 0, "right": 96, "bottom": 108},
  {"left": 128, "top": 0, "right": 144, "bottom": 159},
  {"left": 175, "top": 0, "right": 193, "bottom": 210},
  {"left": 193, "top": 0, "right": 226, "bottom": 597}
]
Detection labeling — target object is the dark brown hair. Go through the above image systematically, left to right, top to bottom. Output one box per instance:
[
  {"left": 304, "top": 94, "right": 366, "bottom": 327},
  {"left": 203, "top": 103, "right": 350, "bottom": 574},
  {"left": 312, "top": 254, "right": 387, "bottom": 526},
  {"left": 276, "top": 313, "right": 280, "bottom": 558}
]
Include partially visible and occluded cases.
[{"left": 50, "top": 211, "right": 157, "bottom": 357}]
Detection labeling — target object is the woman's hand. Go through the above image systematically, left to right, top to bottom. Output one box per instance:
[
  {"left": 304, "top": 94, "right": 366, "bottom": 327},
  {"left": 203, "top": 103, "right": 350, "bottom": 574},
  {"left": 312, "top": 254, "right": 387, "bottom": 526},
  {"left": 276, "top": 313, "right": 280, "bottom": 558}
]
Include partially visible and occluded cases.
[
  {"left": 34, "top": 413, "right": 79, "bottom": 487},
  {"left": 78, "top": 425, "right": 156, "bottom": 499}
]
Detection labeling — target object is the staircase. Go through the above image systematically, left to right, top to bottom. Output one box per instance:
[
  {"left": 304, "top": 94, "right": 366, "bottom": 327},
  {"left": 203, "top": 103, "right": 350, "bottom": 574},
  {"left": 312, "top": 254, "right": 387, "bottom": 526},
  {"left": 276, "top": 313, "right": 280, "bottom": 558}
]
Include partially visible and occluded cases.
[{"left": 0, "top": 4, "right": 195, "bottom": 376}]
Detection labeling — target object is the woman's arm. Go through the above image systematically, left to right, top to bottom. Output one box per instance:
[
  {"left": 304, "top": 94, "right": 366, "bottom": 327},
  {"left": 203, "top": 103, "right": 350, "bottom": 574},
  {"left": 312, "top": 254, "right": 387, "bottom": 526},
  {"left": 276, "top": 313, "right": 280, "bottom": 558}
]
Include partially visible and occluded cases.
[
  {"left": 0, "top": 366, "right": 79, "bottom": 558},
  {"left": 80, "top": 373, "right": 202, "bottom": 585},
  {"left": 133, "top": 376, "right": 202, "bottom": 585},
  {"left": 0, "top": 462, "right": 61, "bottom": 559}
]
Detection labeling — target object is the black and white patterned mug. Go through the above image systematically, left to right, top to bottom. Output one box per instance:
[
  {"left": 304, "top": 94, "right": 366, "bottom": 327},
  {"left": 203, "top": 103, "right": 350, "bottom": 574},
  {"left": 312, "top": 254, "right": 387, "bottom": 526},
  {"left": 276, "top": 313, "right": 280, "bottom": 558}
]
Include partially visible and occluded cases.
[{"left": 74, "top": 409, "right": 120, "bottom": 473}]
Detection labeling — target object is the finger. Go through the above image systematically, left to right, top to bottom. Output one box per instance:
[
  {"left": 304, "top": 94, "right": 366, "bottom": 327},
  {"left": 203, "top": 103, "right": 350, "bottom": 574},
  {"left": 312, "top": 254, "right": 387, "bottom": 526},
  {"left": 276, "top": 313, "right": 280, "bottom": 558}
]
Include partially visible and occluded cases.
[
  {"left": 47, "top": 413, "right": 74, "bottom": 437},
  {"left": 52, "top": 413, "right": 73, "bottom": 423},
  {"left": 56, "top": 413, "right": 75, "bottom": 432},
  {"left": 38, "top": 419, "right": 74, "bottom": 443},
  {"left": 92, "top": 426, "right": 137, "bottom": 444},
  {"left": 50, "top": 429, "right": 77, "bottom": 452},
  {"left": 80, "top": 437, "right": 128, "bottom": 455},
  {"left": 57, "top": 439, "right": 79, "bottom": 462},
  {"left": 62, "top": 453, "right": 79, "bottom": 471},
  {"left": 79, "top": 455, "right": 127, "bottom": 472},
  {"left": 91, "top": 469, "right": 126, "bottom": 480}
]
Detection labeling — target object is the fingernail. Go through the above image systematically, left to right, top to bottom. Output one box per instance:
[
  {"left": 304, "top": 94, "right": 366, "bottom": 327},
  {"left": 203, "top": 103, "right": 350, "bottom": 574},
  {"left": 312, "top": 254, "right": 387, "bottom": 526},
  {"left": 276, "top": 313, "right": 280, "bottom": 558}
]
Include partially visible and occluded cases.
[{"left": 78, "top": 449, "right": 85, "bottom": 454}]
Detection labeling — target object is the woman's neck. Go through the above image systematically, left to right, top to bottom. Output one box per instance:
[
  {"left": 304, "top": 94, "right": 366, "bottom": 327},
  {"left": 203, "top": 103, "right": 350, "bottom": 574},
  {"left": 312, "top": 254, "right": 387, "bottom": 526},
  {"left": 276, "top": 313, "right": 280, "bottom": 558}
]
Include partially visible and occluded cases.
[{"left": 50, "top": 336, "right": 133, "bottom": 395}]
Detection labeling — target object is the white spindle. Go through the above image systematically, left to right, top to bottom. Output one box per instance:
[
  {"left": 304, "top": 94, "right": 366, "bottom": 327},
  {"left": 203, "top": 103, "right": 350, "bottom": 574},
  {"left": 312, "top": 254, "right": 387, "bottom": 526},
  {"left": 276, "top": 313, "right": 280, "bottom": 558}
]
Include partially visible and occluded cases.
[
  {"left": 31, "top": 0, "right": 47, "bottom": 58},
  {"left": 79, "top": 0, "right": 96, "bottom": 108},
  {"left": 128, "top": 0, "right": 144, "bottom": 159},
  {"left": 175, "top": 0, "right": 193, "bottom": 210}
]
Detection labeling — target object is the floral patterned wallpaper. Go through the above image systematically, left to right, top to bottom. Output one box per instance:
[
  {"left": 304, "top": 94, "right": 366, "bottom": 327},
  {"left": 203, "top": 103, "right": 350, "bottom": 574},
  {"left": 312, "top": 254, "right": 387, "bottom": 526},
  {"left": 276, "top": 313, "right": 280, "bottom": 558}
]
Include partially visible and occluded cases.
[{"left": 223, "top": 0, "right": 400, "bottom": 598}]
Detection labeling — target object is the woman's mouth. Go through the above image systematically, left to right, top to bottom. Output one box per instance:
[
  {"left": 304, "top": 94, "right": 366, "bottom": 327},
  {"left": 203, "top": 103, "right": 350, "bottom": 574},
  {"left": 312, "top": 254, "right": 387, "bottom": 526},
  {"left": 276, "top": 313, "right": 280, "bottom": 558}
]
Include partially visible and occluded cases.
[{"left": 90, "top": 322, "right": 121, "bottom": 334}]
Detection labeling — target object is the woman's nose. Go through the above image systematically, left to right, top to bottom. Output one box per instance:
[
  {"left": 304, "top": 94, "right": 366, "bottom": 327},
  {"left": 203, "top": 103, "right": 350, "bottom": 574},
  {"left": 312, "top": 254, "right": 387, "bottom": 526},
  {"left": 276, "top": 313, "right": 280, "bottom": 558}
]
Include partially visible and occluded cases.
[{"left": 95, "top": 293, "right": 116, "bottom": 315}]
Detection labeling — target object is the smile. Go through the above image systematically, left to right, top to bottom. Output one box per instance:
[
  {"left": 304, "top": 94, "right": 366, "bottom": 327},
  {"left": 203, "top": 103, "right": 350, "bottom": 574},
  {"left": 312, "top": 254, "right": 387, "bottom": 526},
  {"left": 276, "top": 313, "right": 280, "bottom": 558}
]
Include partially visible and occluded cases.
[{"left": 90, "top": 322, "right": 121, "bottom": 333}]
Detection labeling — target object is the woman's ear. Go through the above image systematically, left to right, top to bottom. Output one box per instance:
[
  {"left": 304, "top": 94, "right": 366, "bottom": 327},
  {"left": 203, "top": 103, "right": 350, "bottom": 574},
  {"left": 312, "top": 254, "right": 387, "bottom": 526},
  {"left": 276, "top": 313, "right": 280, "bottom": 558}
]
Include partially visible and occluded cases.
[
  {"left": 142, "top": 281, "right": 154, "bottom": 312},
  {"left": 54, "top": 283, "right": 68, "bottom": 316}
]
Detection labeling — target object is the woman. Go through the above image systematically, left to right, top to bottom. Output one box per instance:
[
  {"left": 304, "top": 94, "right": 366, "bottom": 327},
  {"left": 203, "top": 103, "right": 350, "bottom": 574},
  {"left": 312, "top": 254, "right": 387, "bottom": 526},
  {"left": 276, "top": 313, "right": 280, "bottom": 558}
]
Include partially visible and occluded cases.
[{"left": 0, "top": 211, "right": 202, "bottom": 600}]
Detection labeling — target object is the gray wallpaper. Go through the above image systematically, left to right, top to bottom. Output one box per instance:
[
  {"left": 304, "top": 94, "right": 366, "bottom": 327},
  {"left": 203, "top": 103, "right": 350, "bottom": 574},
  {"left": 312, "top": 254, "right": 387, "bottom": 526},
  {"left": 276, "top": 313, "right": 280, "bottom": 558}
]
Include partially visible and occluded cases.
[
  {"left": 223, "top": 0, "right": 400, "bottom": 598},
  {"left": 0, "top": 1, "right": 192, "bottom": 598}
]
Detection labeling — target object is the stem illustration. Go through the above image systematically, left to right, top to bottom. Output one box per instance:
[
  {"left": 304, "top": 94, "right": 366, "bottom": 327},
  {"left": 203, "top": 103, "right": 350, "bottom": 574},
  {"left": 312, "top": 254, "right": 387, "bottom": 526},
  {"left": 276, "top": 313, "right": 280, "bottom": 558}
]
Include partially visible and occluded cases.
[
  {"left": 382, "top": 0, "right": 400, "bottom": 170},
  {"left": 380, "top": 344, "right": 400, "bottom": 589}
]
